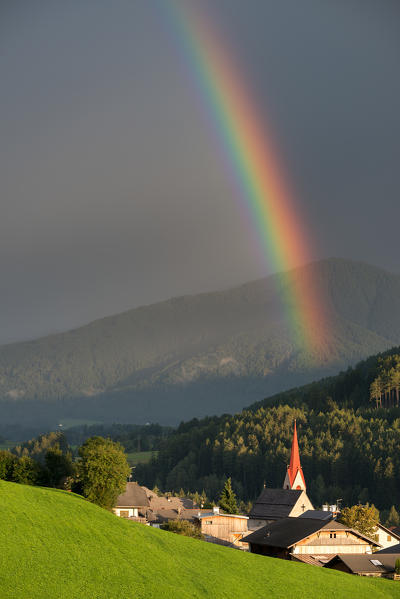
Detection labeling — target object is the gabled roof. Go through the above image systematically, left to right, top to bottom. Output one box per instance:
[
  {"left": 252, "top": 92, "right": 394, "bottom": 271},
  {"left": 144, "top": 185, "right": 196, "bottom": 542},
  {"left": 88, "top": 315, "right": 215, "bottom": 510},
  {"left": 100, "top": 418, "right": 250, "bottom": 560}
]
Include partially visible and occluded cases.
[
  {"left": 115, "top": 482, "right": 150, "bottom": 508},
  {"left": 142, "top": 487, "right": 195, "bottom": 511},
  {"left": 249, "top": 488, "right": 303, "bottom": 520},
  {"left": 243, "top": 517, "right": 381, "bottom": 549},
  {"left": 244, "top": 517, "right": 326, "bottom": 548},
  {"left": 376, "top": 522, "right": 400, "bottom": 541},
  {"left": 324, "top": 553, "right": 400, "bottom": 574}
]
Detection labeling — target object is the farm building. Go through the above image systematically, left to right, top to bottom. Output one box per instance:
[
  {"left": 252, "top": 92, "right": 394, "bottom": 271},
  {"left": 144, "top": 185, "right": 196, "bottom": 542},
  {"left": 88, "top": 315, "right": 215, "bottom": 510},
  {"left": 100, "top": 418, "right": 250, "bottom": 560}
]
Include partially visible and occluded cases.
[
  {"left": 196, "top": 507, "right": 249, "bottom": 549},
  {"left": 243, "top": 516, "right": 380, "bottom": 565}
]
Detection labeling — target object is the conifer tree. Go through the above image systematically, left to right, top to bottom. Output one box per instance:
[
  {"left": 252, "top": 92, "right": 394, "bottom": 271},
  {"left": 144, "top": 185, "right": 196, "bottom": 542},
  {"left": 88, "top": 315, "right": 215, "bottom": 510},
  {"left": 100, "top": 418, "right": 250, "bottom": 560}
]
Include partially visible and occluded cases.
[
  {"left": 219, "top": 478, "right": 238, "bottom": 514},
  {"left": 386, "top": 505, "right": 400, "bottom": 528}
]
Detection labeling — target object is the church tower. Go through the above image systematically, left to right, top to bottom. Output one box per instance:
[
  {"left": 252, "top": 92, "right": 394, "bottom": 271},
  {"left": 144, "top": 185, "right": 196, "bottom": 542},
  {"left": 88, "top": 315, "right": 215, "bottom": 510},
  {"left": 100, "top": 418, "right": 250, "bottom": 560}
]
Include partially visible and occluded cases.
[{"left": 283, "top": 420, "right": 306, "bottom": 491}]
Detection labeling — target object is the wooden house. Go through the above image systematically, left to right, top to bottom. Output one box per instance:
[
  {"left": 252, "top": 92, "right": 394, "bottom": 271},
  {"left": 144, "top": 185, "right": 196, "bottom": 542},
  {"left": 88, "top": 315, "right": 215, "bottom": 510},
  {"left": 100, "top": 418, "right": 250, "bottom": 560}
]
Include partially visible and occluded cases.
[
  {"left": 196, "top": 507, "right": 249, "bottom": 549},
  {"left": 243, "top": 517, "right": 380, "bottom": 565}
]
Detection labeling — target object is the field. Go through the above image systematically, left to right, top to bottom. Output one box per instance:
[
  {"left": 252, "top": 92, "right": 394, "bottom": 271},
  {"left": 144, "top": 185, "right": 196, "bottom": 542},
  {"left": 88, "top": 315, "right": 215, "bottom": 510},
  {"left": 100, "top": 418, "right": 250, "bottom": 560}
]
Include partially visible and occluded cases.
[
  {"left": 126, "top": 450, "right": 155, "bottom": 466},
  {"left": 0, "top": 482, "right": 399, "bottom": 599}
]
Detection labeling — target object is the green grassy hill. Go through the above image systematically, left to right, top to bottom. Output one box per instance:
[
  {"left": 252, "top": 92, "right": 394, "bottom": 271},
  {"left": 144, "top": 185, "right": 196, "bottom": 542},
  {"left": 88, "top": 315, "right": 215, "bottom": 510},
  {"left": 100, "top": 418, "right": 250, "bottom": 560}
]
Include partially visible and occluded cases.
[
  {"left": 2, "top": 257, "right": 400, "bottom": 426},
  {"left": 0, "top": 481, "right": 399, "bottom": 599}
]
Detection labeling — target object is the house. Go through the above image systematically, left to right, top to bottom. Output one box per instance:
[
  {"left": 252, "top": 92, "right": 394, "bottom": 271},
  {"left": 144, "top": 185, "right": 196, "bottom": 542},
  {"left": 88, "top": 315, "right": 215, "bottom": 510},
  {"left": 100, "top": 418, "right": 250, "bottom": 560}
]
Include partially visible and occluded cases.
[
  {"left": 248, "top": 422, "right": 313, "bottom": 530},
  {"left": 113, "top": 482, "right": 149, "bottom": 520},
  {"left": 113, "top": 484, "right": 196, "bottom": 523},
  {"left": 149, "top": 505, "right": 249, "bottom": 549},
  {"left": 195, "top": 507, "right": 249, "bottom": 549},
  {"left": 243, "top": 517, "right": 381, "bottom": 565},
  {"left": 373, "top": 523, "right": 400, "bottom": 550},
  {"left": 376, "top": 543, "right": 400, "bottom": 554},
  {"left": 324, "top": 554, "right": 400, "bottom": 578}
]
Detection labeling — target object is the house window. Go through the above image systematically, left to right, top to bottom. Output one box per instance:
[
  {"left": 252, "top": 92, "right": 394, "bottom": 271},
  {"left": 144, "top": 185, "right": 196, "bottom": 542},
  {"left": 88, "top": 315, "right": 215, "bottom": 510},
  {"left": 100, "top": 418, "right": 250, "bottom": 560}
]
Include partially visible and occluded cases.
[
  {"left": 119, "top": 510, "right": 130, "bottom": 518},
  {"left": 205, "top": 520, "right": 213, "bottom": 525},
  {"left": 329, "top": 533, "right": 336, "bottom": 539},
  {"left": 387, "top": 535, "right": 392, "bottom": 542}
]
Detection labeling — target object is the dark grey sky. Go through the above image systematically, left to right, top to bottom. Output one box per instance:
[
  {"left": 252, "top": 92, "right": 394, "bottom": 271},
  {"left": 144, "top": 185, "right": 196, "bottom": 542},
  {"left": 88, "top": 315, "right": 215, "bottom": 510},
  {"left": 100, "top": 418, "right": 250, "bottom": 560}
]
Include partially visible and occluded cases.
[{"left": 1, "top": 0, "right": 399, "bottom": 344}]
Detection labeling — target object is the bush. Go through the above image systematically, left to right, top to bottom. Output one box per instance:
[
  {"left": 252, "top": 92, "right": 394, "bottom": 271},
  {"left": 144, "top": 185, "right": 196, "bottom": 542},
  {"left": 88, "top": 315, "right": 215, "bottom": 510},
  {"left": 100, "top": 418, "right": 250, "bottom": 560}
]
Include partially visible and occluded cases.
[
  {"left": 161, "top": 519, "right": 204, "bottom": 539},
  {"left": 395, "top": 559, "right": 400, "bottom": 575}
]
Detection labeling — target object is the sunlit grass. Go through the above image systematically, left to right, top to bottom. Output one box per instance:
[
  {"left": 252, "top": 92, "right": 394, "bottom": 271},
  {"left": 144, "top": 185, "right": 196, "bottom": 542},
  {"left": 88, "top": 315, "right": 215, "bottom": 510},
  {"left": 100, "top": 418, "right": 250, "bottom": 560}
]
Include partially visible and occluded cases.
[{"left": 0, "top": 481, "right": 399, "bottom": 599}]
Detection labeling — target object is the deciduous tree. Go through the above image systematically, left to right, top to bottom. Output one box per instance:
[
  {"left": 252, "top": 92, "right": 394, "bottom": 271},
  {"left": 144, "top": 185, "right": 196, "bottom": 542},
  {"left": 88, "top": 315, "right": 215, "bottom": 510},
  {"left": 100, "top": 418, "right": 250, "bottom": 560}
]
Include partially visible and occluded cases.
[
  {"left": 78, "top": 437, "right": 130, "bottom": 509},
  {"left": 339, "top": 503, "right": 379, "bottom": 538}
]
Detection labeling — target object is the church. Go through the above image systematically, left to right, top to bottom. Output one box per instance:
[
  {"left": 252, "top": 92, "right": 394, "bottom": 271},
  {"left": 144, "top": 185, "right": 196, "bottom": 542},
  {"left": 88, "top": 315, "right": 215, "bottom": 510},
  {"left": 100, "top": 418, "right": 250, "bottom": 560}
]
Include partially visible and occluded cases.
[{"left": 248, "top": 421, "right": 314, "bottom": 530}]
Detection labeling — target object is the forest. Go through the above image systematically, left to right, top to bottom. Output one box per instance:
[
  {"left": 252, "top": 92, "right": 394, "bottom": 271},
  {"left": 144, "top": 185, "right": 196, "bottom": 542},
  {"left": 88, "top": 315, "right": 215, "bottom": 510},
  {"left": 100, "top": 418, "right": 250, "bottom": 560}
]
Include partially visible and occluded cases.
[{"left": 136, "top": 346, "right": 400, "bottom": 512}]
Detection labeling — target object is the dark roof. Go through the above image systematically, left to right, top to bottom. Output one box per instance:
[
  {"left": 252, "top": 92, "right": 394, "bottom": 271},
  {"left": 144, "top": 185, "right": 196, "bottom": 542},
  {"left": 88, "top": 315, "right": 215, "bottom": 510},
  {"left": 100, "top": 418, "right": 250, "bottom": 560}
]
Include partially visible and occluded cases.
[
  {"left": 115, "top": 482, "right": 150, "bottom": 508},
  {"left": 249, "top": 489, "right": 303, "bottom": 520},
  {"left": 299, "top": 510, "right": 333, "bottom": 521},
  {"left": 243, "top": 517, "right": 380, "bottom": 550},
  {"left": 244, "top": 517, "right": 325, "bottom": 548},
  {"left": 376, "top": 543, "right": 400, "bottom": 554},
  {"left": 324, "top": 553, "right": 400, "bottom": 574},
  {"left": 291, "top": 555, "right": 325, "bottom": 567}
]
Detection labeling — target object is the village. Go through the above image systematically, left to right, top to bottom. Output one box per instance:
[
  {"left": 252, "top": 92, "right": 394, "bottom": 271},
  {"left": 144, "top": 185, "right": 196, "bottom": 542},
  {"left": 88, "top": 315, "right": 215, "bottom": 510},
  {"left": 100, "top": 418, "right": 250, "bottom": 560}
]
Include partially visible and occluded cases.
[{"left": 113, "top": 422, "right": 400, "bottom": 579}]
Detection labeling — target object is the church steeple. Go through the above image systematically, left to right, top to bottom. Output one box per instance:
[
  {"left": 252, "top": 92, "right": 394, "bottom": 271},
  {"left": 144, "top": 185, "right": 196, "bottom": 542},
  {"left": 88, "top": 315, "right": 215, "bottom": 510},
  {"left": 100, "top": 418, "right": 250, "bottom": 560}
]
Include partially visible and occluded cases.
[{"left": 283, "top": 420, "right": 306, "bottom": 491}]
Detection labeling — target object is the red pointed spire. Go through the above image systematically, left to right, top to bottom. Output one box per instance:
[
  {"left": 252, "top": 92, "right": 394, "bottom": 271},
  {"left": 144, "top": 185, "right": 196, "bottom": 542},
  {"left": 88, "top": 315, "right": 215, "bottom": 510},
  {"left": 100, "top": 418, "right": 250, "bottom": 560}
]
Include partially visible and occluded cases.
[{"left": 287, "top": 420, "right": 306, "bottom": 489}]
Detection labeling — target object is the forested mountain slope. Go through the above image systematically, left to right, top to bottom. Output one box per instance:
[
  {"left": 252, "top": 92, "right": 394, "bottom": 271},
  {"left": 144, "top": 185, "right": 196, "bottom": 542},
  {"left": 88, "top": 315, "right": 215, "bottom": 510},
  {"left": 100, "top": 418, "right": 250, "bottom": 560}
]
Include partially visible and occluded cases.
[
  {"left": 2, "top": 258, "right": 400, "bottom": 425},
  {"left": 136, "top": 346, "right": 400, "bottom": 510},
  {"left": 0, "top": 481, "right": 397, "bottom": 599}
]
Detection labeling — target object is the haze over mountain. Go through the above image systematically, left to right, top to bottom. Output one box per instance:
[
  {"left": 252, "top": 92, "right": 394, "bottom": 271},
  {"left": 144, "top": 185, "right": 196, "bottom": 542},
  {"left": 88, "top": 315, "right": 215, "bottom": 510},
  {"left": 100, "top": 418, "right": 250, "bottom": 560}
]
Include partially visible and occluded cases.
[{"left": 1, "top": 257, "right": 400, "bottom": 426}]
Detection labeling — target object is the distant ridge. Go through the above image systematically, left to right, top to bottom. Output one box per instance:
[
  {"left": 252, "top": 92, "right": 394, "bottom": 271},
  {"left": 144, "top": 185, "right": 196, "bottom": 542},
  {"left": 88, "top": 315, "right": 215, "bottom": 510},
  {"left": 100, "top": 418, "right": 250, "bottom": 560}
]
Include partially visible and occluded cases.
[{"left": 2, "top": 257, "right": 400, "bottom": 425}]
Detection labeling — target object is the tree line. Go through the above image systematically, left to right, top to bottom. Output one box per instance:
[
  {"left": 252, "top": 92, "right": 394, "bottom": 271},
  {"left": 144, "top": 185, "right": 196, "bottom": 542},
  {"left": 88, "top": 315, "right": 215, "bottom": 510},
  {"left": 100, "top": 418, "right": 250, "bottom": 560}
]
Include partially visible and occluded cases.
[
  {"left": 370, "top": 355, "right": 400, "bottom": 408},
  {"left": 0, "top": 432, "right": 130, "bottom": 510}
]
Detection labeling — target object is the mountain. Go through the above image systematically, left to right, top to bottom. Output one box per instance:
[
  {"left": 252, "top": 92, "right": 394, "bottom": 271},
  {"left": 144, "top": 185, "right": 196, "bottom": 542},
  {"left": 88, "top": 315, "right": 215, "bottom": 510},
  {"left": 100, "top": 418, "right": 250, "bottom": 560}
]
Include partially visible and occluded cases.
[
  {"left": 2, "top": 257, "right": 400, "bottom": 426},
  {"left": 1, "top": 481, "right": 393, "bottom": 599}
]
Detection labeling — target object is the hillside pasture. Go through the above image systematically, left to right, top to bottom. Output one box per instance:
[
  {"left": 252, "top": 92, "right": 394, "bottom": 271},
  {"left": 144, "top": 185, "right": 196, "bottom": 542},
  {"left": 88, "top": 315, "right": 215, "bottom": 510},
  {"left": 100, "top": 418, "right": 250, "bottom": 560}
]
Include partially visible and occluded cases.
[{"left": 0, "top": 481, "right": 399, "bottom": 598}]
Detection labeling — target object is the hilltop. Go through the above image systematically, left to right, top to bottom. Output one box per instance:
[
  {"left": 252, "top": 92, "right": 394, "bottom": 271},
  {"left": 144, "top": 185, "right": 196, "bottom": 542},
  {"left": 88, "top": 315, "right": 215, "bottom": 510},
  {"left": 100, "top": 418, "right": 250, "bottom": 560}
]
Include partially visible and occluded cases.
[
  {"left": 2, "top": 258, "right": 400, "bottom": 425},
  {"left": 0, "top": 481, "right": 398, "bottom": 599}
]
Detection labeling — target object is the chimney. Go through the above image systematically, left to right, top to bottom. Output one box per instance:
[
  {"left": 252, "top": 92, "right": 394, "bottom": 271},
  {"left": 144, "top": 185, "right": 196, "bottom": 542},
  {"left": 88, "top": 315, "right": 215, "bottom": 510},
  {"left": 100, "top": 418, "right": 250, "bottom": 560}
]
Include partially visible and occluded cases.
[{"left": 213, "top": 506, "right": 220, "bottom": 515}]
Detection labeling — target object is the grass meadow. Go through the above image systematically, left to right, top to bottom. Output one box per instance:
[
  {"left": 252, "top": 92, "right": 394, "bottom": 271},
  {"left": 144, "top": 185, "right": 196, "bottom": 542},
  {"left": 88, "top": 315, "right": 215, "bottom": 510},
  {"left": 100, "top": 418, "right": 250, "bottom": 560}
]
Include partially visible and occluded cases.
[{"left": 0, "top": 481, "right": 399, "bottom": 599}]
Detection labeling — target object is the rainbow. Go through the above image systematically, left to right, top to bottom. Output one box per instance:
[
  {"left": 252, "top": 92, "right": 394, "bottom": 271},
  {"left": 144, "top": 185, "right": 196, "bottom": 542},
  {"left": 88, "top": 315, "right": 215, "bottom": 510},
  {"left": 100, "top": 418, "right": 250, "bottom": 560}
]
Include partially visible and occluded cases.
[{"left": 162, "top": 1, "right": 327, "bottom": 353}]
